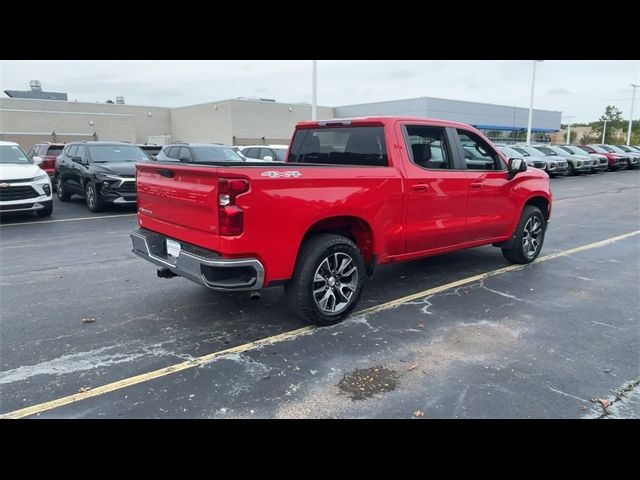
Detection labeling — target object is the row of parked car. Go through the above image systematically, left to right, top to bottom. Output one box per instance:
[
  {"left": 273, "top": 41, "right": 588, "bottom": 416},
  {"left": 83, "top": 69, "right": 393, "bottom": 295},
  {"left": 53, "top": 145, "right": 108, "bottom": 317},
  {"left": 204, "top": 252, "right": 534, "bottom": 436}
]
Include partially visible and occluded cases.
[
  {"left": 2, "top": 137, "right": 640, "bottom": 218},
  {"left": 494, "top": 143, "right": 640, "bottom": 177}
]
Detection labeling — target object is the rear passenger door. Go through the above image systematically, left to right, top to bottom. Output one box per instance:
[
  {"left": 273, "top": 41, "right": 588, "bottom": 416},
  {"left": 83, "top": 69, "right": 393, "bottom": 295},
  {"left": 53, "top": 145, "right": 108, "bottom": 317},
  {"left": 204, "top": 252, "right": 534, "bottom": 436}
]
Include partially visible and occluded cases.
[
  {"left": 399, "top": 123, "right": 470, "bottom": 252},
  {"left": 454, "top": 129, "right": 518, "bottom": 241}
]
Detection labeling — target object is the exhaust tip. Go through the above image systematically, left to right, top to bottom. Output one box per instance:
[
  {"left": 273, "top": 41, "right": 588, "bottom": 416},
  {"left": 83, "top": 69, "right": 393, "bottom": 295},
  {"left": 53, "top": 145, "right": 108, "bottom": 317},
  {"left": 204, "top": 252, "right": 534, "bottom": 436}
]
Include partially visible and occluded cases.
[{"left": 249, "top": 291, "right": 261, "bottom": 300}]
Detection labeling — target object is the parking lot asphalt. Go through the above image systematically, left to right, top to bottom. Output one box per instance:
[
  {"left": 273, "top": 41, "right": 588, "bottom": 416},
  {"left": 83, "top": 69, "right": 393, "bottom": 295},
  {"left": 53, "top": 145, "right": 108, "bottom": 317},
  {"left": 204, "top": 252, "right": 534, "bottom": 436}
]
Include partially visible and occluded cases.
[{"left": 1, "top": 170, "right": 638, "bottom": 418}]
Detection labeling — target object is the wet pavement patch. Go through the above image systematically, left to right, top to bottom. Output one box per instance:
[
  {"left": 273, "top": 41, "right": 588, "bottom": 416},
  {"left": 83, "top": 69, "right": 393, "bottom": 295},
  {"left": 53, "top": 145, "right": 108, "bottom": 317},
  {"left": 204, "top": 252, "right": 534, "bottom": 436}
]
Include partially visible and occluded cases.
[{"left": 338, "top": 366, "right": 399, "bottom": 401}]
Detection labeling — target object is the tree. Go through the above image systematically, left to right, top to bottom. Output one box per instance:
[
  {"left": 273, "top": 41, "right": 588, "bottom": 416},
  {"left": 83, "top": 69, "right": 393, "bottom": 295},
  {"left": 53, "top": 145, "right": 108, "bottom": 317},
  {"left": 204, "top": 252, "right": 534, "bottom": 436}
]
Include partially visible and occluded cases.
[{"left": 590, "top": 105, "right": 624, "bottom": 143}]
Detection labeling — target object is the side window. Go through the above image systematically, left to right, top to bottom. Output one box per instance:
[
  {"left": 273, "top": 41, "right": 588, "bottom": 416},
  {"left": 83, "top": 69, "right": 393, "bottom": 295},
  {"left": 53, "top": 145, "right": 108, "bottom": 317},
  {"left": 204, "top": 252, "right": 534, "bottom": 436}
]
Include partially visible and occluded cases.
[
  {"left": 404, "top": 125, "right": 452, "bottom": 170},
  {"left": 457, "top": 130, "right": 504, "bottom": 170},
  {"left": 67, "top": 145, "right": 78, "bottom": 157},
  {"left": 76, "top": 145, "right": 86, "bottom": 161},
  {"left": 28, "top": 146, "right": 38, "bottom": 157},
  {"left": 165, "top": 146, "right": 179, "bottom": 160},
  {"left": 178, "top": 147, "right": 192, "bottom": 161},
  {"left": 245, "top": 148, "right": 258, "bottom": 159},
  {"left": 259, "top": 148, "right": 274, "bottom": 160}
]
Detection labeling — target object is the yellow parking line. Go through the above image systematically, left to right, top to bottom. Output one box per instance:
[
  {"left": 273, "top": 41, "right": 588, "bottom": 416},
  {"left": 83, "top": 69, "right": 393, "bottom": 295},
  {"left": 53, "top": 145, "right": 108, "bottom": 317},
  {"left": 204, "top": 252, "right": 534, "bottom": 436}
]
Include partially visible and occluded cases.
[
  {"left": 0, "top": 213, "right": 136, "bottom": 227},
  {"left": 2, "top": 229, "right": 639, "bottom": 419}
]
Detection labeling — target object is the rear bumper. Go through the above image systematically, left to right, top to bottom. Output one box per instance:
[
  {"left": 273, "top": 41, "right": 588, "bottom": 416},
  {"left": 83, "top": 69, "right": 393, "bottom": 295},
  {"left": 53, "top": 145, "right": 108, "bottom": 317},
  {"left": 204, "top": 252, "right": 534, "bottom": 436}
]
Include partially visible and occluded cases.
[{"left": 130, "top": 228, "right": 264, "bottom": 291}]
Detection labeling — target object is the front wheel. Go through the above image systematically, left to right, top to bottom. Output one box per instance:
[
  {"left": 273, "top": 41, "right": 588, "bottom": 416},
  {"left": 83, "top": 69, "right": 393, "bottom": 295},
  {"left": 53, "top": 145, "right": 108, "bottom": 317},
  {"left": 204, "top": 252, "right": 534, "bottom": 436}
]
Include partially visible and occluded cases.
[
  {"left": 85, "top": 181, "right": 104, "bottom": 212},
  {"left": 502, "top": 205, "right": 546, "bottom": 264},
  {"left": 285, "top": 233, "right": 365, "bottom": 326}
]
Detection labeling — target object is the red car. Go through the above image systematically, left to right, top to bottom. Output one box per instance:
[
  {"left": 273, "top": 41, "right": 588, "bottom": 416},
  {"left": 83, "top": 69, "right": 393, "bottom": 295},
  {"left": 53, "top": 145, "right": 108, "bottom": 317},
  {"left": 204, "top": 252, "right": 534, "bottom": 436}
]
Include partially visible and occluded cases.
[
  {"left": 131, "top": 117, "right": 552, "bottom": 325},
  {"left": 28, "top": 142, "right": 64, "bottom": 179},
  {"left": 575, "top": 145, "right": 627, "bottom": 170}
]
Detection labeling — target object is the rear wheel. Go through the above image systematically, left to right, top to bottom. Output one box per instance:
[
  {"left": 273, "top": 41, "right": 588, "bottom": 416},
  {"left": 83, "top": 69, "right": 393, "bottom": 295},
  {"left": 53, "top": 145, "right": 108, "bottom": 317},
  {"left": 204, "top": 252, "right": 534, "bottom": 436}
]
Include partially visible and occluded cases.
[
  {"left": 567, "top": 162, "right": 575, "bottom": 176},
  {"left": 56, "top": 176, "right": 71, "bottom": 201},
  {"left": 85, "top": 181, "right": 104, "bottom": 212},
  {"left": 502, "top": 205, "right": 546, "bottom": 264},
  {"left": 285, "top": 233, "right": 365, "bottom": 326}
]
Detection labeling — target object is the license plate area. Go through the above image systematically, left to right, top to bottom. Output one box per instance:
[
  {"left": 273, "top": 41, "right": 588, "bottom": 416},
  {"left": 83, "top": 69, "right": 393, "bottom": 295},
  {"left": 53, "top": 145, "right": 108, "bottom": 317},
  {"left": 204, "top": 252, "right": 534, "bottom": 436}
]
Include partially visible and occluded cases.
[{"left": 166, "top": 238, "right": 181, "bottom": 259}]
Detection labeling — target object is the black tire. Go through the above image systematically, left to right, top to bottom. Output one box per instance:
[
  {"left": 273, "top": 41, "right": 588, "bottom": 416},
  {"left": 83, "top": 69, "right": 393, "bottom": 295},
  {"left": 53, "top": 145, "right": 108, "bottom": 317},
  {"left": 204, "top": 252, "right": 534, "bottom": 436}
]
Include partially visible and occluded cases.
[
  {"left": 567, "top": 162, "right": 576, "bottom": 176},
  {"left": 55, "top": 175, "right": 71, "bottom": 201},
  {"left": 85, "top": 181, "right": 103, "bottom": 212},
  {"left": 36, "top": 200, "right": 53, "bottom": 218},
  {"left": 502, "top": 205, "right": 546, "bottom": 264},
  {"left": 285, "top": 233, "right": 365, "bottom": 326}
]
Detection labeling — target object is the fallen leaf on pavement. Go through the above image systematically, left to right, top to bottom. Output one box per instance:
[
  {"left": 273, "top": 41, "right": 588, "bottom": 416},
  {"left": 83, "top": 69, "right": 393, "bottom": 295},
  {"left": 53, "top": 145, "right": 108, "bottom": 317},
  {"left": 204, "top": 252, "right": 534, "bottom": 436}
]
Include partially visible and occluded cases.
[
  {"left": 81, "top": 318, "right": 96, "bottom": 324},
  {"left": 417, "top": 324, "right": 425, "bottom": 329},
  {"left": 407, "top": 364, "right": 418, "bottom": 371},
  {"left": 78, "top": 387, "right": 91, "bottom": 393},
  {"left": 598, "top": 399, "right": 610, "bottom": 408},
  {"left": 580, "top": 405, "right": 587, "bottom": 411},
  {"left": 413, "top": 410, "right": 424, "bottom": 417}
]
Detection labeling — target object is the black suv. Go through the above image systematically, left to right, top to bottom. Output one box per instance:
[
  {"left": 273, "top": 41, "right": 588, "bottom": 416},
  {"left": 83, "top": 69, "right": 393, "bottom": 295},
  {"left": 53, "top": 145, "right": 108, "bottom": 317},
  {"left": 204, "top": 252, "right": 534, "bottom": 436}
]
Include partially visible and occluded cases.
[
  {"left": 55, "top": 141, "right": 149, "bottom": 212},
  {"left": 155, "top": 143, "right": 245, "bottom": 163}
]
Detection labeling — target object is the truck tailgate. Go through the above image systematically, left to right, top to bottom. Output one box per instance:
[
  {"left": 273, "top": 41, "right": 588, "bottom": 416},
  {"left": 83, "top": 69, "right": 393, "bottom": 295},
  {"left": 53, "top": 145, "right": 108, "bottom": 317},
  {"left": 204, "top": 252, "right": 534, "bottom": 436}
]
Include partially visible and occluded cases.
[{"left": 136, "top": 162, "right": 220, "bottom": 251}]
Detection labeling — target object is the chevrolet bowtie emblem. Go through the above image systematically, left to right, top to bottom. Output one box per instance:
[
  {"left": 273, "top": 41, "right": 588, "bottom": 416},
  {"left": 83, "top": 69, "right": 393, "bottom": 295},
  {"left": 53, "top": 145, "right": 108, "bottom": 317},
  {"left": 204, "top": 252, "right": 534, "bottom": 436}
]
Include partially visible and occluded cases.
[{"left": 0, "top": 183, "right": 10, "bottom": 188}]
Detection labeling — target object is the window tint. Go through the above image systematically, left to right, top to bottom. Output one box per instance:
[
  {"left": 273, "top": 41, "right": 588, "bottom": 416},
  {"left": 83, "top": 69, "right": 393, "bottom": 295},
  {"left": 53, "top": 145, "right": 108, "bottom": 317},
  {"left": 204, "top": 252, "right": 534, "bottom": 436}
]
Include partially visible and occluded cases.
[
  {"left": 404, "top": 125, "right": 451, "bottom": 169},
  {"left": 288, "top": 126, "right": 388, "bottom": 166},
  {"left": 457, "top": 130, "right": 503, "bottom": 170},
  {"left": 0, "top": 145, "right": 32, "bottom": 164},
  {"left": 67, "top": 145, "right": 78, "bottom": 157},
  {"left": 76, "top": 145, "right": 86, "bottom": 161},
  {"left": 28, "top": 146, "right": 37, "bottom": 157},
  {"left": 46, "top": 146, "right": 63, "bottom": 155},
  {"left": 191, "top": 146, "right": 243, "bottom": 162},
  {"left": 166, "top": 147, "right": 179, "bottom": 159},
  {"left": 178, "top": 147, "right": 192, "bottom": 161},
  {"left": 243, "top": 148, "right": 259, "bottom": 159},
  {"left": 259, "top": 148, "right": 275, "bottom": 160},
  {"left": 273, "top": 148, "right": 287, "bottom": 161}
]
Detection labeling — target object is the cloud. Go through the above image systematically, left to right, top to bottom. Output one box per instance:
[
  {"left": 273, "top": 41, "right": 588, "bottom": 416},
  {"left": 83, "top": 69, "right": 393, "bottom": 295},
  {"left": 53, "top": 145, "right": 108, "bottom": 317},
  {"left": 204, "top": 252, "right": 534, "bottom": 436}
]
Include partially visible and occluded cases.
[
  {"left": 377, "top": 70, "right": 418, "bottom": 81},
  {"left": 546, "top": 88, "right": 572, "bottom": 95}
]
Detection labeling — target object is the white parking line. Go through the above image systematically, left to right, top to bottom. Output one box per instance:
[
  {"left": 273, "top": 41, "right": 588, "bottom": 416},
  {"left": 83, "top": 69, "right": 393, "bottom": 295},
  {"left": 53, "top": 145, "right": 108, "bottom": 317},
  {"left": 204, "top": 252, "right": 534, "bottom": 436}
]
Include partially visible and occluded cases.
[{"left": 0, "top": 213, "right": 136, "bottom": 227}]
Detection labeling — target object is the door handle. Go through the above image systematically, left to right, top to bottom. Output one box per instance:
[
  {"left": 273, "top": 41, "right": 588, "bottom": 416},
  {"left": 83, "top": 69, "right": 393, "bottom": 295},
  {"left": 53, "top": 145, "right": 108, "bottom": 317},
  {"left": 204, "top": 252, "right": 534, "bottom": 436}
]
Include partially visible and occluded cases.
[
  {"left": 158, "top": 169, "right": 174, "bottom": 178},
  {"left": 470, "top": 182, "right": 483, "bottom": 189},
  {"left": 411, "top": 183, "right": 429, "bottom": 192}
]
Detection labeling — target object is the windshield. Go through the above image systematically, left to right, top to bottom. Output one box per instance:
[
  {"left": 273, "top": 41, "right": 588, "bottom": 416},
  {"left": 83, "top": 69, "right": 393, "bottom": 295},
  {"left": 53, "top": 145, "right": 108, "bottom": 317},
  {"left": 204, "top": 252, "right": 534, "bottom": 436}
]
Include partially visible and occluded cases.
[
  {"left": 0, "top": 145, "right": 33, "bottom": 164},
  {"left": 88, "top": 145, "right": 148, "bottom": 163},
  {"left": 577, "top": 145, "right": 594, "bottom": 153},
  {"left": 590, "top": 145, "right": 609, "bottom": 153},
  {"left": 598, "top": 145, "right": 616, "bottom": 153},
  {"left": 607, "top": 145, "right": 627, "bottom": 153},
  {"left": 45, "top": 146, "right": 63, "bottom": 156},
  {"left": 192, "top": 146, "right": 244, "bottom": 162},
  {"left": 498, "top": 146, "right": 522, "bottom": 158},
  {"left": 532, "top": 146, "right": 557, "bottom": 156},
  {"left": 547, "top": 146, "right": 571, "bottom": 156},
  {"left": 560, "top": 146, "right": 581, "bottom": 155},
  {"left": 512, "top": 147, "right": 530, "bottom": 157},
  {"left": 274, "top": 148, "right": 287, "bottom": 161}
]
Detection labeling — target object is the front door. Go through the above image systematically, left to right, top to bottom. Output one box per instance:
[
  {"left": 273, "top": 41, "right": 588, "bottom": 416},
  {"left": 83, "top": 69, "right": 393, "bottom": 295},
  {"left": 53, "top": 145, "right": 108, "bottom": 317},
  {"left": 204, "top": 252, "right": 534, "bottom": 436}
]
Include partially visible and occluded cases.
[
  {"left": 400, "top": 123, "right": 470, "bottom": 253},
  {"left": 454, "top": 129, "right": 518, "bottom": 241}
]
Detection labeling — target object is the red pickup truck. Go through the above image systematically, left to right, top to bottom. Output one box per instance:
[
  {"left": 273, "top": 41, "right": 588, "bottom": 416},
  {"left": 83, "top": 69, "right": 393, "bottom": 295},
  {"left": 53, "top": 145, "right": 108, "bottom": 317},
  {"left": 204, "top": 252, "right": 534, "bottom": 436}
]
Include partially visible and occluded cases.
[{"left": 131, "top": 117, "right": 552, "bottom": 325}]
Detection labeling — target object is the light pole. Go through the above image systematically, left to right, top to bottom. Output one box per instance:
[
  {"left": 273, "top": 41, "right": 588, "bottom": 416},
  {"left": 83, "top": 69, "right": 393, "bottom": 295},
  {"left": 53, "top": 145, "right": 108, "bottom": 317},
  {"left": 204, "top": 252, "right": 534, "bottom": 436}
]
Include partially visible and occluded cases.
[
  {"left": 311, "top": 60, "right": 318, "bottom": 121},
  {"left": 526, "top": 60, "right": 543, "bottom": 146},
  {"left": 626, "top": 83, "right": 638, "bottom": 145},
  {"left": 564, "top": 115, "right": 575, "bottom": 144},
  {"left": 602, "top": 119, "right": 608, "bottom": 144}
]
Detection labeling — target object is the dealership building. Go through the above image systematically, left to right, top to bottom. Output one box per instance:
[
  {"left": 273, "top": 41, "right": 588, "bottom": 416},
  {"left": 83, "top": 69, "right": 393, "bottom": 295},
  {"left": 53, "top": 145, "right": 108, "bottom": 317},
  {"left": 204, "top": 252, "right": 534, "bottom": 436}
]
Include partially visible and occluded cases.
[{"left": 1, "top": 82, "right": 561, "bottom": 150}]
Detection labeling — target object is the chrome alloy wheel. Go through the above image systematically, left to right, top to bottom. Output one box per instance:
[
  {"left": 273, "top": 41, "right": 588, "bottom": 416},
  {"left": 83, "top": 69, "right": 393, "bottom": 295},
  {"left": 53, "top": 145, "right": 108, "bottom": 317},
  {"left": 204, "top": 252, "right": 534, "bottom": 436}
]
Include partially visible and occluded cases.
[
  {"left": 522, "top": 216, "right": 543, "bottom": 258},
  {"left": 312, "top": 252, "right": 358, "bottom": 314}
]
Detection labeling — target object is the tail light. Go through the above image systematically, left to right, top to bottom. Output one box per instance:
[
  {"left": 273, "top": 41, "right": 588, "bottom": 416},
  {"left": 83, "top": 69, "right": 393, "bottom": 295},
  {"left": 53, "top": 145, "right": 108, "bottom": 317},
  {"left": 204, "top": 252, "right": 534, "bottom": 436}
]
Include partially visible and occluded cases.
[
  {"left": 42, "top": 155, "right": 57, "bottom": 170},
  {"left": 218, "top": 177, "right": 249, "bottom": 236}
]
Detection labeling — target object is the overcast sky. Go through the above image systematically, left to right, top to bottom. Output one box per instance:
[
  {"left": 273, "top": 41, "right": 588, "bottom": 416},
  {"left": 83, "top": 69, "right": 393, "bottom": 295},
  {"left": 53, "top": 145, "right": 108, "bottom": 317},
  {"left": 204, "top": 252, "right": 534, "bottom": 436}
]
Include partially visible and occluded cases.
[{"left": 1, "top": 60, "right": 638, "bottom": 123}]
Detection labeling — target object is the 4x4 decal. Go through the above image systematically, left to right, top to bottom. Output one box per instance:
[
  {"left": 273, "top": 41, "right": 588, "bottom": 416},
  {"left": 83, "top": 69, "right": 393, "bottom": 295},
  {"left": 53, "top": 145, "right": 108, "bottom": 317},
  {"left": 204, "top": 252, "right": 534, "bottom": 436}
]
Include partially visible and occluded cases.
[{"left": 260, "top": 171, "right": 302, "bottom": 178}]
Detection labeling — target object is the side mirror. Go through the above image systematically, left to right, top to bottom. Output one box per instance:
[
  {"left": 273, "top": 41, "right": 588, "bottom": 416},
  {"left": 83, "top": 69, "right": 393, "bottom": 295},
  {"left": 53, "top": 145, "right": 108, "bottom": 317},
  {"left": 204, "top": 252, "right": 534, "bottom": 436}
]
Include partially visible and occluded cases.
[
  {"left": 263, "top": 155, "right": 273, "bottom": 162},
  {"left": 33, "top": 156, "right": 44, "bottom": 165},
  {"left": 179, "top": 156, "right": 191, "bottom": 162},
  {"left": 508, "top": 157, "right": 527, "bottom": 179}
]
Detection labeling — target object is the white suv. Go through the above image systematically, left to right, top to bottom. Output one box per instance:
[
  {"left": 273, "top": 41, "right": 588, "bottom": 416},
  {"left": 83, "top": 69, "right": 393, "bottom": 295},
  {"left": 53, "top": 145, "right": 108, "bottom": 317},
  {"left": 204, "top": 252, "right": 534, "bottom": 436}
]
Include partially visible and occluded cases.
[{"left": 0, "top": 141, "right": 53, "bottom": 218}]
